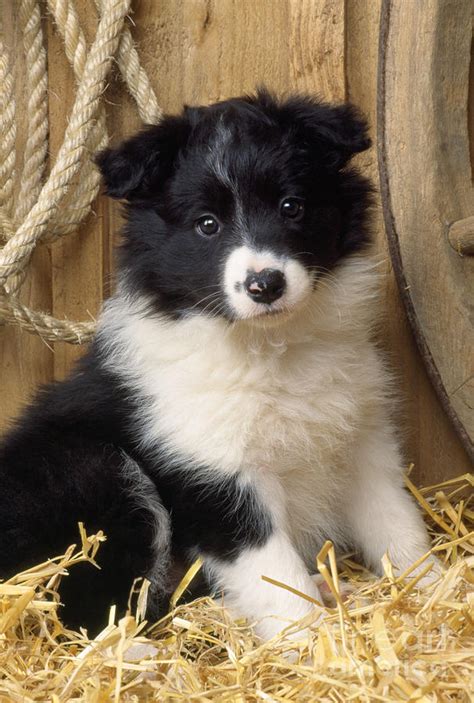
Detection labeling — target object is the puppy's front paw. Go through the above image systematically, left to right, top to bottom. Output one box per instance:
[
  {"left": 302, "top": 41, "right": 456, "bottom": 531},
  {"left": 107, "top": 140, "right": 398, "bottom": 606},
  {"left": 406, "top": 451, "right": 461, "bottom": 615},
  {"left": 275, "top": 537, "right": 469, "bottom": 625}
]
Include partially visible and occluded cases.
[
  {"left": 408, "top": 556, "right": 444, "bottom": 588},
  {"left": 310, "top": 573, "right": 356, "bottom": 607},
  {"left": 254, "top": 603, "right": 325, "bottom": 645},
  {"left": 254, "top": 607, "right": 325, "bottom": 663}
]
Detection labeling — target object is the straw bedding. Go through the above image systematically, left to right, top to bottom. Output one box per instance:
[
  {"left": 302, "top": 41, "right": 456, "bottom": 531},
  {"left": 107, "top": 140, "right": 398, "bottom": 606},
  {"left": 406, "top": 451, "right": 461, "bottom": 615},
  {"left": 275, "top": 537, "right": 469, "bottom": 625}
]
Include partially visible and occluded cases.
[{"left": 1, "top": 472, "right": 473, "bottom": 702}]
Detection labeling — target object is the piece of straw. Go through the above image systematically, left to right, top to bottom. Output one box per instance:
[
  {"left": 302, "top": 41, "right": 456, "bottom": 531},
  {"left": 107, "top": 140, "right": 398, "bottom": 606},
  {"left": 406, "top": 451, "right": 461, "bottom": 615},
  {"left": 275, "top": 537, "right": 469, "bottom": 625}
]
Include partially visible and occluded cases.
[{"left": 0, "top": 473, "right": 472, "bottom": 701}]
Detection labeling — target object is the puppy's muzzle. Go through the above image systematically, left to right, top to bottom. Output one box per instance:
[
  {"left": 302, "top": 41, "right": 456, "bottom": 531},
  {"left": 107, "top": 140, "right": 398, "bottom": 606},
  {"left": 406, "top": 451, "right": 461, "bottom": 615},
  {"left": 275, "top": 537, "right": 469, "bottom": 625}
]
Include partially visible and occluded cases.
[{"left": 244, "top": 268, "right": 286, "bottom": 304}]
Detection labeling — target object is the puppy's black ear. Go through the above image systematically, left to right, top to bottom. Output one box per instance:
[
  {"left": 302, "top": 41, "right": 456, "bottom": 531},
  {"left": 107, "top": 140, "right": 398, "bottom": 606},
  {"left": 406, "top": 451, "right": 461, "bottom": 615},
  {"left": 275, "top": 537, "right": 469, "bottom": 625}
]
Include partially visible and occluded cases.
[
  {"left": 275, "top": 94, "right": 371, "bottom": 171},
  {"left": 312, "top": 102, "right": 371, "bottom": 169},
  {"left": 95, "top": 116, "right": 191, "bottom": 201}
]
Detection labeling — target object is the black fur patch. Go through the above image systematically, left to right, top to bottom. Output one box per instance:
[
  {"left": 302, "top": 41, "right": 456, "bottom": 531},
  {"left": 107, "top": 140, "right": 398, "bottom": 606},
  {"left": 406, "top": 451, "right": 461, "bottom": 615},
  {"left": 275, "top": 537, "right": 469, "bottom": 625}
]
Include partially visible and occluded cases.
[{"left": 97, "top": 89, "right": 373, "bottom": 320}]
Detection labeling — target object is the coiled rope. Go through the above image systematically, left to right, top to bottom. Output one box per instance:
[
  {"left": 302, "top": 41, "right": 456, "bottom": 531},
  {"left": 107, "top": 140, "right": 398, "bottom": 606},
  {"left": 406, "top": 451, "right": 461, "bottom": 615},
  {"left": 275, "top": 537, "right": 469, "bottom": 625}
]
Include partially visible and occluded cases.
[{"left": 0, "top": 0, "right": 162, "bottom": 343}]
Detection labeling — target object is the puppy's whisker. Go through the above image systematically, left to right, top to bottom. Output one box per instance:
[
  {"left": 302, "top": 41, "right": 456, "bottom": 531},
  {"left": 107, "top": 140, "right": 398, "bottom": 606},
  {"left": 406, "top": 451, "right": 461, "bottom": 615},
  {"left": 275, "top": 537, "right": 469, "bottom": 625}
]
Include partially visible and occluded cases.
[
  {"left": 306, "top": 268, "right": 347, "bottom": 296},
  {"left": 189, "top": 284, "right": 222, "bottom": 295},
  {"left": 188, "top": 292, "right": 222, "bottom": 312},
  {"left": 200, "top": 295, "right": 225, "bottom": 317}
]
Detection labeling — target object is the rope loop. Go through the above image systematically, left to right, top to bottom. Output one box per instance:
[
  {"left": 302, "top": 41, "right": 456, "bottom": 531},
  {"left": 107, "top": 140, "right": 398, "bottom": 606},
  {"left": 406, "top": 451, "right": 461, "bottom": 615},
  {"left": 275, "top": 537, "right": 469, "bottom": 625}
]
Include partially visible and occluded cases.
[{"left": 0, "top": 0, "right": 161, "bottom": 343}]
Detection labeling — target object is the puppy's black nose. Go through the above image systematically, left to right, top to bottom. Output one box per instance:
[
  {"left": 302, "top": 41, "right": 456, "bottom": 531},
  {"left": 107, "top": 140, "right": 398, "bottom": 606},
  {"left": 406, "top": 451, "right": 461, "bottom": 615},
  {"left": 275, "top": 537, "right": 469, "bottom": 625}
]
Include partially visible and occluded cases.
[{"left": 244, "top": 268, "right": 286, "bottom": 304}]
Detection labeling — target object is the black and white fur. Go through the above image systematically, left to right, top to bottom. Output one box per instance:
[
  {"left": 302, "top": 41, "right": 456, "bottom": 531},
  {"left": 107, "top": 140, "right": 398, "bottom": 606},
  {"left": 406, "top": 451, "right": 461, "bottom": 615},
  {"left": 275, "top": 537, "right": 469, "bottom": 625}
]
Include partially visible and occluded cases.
[{"left": 0, "top": 91, "right": 438, "bottom": 638}]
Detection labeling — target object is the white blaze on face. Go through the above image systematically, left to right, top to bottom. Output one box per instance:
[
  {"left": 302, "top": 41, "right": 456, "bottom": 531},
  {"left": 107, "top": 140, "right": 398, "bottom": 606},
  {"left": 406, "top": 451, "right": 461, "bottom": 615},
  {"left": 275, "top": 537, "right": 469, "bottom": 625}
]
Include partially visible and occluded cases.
[{"left": 223, "top": 245, "right": 312, "bottom": 320}]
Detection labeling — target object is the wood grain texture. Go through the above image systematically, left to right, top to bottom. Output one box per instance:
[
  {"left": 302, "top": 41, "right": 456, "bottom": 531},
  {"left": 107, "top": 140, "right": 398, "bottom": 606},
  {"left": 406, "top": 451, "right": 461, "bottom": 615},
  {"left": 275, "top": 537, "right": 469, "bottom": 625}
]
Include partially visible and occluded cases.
[
  {"left": 0, "top": 0, "right": 471, "bottom": 481},
  {"left": 346, "top": 0, "right": 472, "bottom": 481},
  {"left": 379, "top": 0, "right": 474, "bottom": 459},
  {"left": 48, "top": 3, "right": 107, "bottom": 381},
  {"left": 0, "top": 4, "right": 53, "bottom": 432},
  {"left": 448, "top": 216, "right": 474, "bottom": 256}
]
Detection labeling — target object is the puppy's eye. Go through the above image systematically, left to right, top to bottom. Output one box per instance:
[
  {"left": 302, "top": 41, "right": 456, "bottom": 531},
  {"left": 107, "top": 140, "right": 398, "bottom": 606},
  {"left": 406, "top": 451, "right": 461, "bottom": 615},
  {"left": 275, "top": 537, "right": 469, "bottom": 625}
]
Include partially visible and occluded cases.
[
  {"left": 280, "top": 197, "right": 305, "bottom": 221},
  {"left": 195, "top": 215, "right": 220, "bottom": 236}
]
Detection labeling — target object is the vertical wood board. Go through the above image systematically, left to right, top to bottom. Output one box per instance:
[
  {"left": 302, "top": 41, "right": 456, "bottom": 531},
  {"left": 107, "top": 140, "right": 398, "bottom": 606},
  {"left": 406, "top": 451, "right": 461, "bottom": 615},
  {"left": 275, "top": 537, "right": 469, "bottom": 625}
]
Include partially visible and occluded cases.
[{"left": 0, "top": 4, "right": 53, "bottom": 431}]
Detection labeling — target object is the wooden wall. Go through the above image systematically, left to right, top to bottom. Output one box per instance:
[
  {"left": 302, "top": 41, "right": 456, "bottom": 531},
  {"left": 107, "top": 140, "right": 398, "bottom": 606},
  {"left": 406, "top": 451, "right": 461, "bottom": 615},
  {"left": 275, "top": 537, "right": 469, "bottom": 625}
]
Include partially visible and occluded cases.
[{"left": 0, "top": 0, "right": 471, "bottom": 483}]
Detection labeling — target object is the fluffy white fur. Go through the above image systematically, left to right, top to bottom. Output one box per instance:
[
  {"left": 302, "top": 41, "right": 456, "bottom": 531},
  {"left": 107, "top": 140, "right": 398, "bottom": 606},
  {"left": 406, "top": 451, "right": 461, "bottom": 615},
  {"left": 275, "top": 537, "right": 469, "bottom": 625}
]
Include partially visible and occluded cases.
[
  {"left": 98, "top": 254, "right": 438, "bottom": 638},
  {"left": 206, "top": 530, "right": 323, "bottom": 641}
]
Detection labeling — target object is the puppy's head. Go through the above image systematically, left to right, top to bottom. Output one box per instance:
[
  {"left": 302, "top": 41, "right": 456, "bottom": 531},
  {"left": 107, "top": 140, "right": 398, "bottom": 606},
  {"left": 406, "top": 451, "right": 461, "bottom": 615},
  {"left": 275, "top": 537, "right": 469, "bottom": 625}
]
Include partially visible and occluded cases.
[{"left": 96, "top": 89, "right": 372, "bottom": 324}]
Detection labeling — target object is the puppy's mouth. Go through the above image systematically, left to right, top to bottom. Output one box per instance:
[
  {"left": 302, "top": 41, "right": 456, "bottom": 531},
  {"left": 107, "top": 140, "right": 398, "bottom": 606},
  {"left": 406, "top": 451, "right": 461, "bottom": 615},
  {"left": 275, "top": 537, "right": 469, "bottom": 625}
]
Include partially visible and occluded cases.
[{"left": 241, "top": 302, "right": 292, "bottom": 321}]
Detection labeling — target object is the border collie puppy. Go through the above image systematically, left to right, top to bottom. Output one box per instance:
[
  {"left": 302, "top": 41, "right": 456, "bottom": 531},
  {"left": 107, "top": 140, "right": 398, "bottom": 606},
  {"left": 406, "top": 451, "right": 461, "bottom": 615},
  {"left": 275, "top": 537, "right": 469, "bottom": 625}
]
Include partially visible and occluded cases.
[{"left": 0, "top": 90, "right": 438, "bottom": 639}]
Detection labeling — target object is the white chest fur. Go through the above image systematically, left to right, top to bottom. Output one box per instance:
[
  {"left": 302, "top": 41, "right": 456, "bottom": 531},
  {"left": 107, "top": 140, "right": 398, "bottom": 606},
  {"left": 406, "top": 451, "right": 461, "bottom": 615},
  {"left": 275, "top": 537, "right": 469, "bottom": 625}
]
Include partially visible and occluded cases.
[{"left": 98, "top": 257, "right": 387, "bottom": 552}]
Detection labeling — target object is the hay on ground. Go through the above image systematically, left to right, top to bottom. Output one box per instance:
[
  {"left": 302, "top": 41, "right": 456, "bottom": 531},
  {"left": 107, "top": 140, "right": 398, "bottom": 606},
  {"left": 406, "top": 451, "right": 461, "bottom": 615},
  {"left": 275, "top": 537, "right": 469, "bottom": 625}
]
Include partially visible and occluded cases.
[{"left": 0, "top": 473, "right": 473, "bottom": 702}]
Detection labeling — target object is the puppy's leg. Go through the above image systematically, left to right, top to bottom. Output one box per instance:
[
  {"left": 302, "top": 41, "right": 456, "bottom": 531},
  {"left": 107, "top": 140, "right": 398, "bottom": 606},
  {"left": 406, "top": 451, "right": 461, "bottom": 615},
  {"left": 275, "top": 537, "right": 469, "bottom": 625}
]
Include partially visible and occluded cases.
[
  {"left": 344, "top": 427, "right": 441, "bottom": 585},
  {"left": 0, "top": 440, "right": 170, "bottom": 632},
  {"left": 161, "top": 471, "right": 323, "bottom": 642},
  {"left": 207, "top": 529, "right": 323, "bottom": 641},
  {"left": 311, "top": 573, "right": 356, "bottom": 607}
]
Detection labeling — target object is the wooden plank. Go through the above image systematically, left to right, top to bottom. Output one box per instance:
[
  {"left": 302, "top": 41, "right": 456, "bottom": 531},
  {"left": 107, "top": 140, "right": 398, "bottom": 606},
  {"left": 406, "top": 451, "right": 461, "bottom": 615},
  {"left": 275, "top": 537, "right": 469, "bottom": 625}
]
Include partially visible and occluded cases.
[
  {"left": 104, "top": 0, "right": 344, "bottom": 113},
  {"left": 289, "top": 0, "right": 344, "bottom": 99},
  {"left": 345, "top": 0, "right": 471, "bottom": 482},
  {"left": 0, "top": 4, "right": 53, "bottom": 432},
  {"left": 48, "top": 4, "right": 106, "bottom": 381}
]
